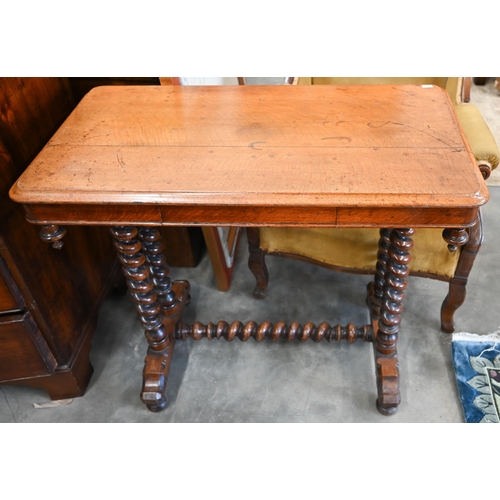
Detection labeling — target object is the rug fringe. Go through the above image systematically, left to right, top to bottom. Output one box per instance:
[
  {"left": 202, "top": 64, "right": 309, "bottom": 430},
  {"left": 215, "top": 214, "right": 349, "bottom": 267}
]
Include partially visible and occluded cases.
[{"left": 453, "top": 330, "right": 500, "bottom": 342}]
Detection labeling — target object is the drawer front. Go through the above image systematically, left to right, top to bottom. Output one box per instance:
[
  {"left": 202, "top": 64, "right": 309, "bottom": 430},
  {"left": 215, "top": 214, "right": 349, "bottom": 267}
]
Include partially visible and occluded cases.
[
  {"left": 0, "top": 257, "right": 24, "bottom": 314},
  {"left": 0, "top": 312, "right": 57, "bottom": 381}
]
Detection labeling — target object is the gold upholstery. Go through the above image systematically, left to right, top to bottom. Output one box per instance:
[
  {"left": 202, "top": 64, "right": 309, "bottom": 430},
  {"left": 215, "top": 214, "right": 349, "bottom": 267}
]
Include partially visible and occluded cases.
[{"left": 259, "top": 227, "right": 460, "bottom": 278}]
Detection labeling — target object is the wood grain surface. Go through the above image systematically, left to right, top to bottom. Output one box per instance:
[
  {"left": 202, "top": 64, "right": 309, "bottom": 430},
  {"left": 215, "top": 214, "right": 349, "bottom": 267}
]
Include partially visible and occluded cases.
[{"left": 10, "top": 85, "right": 488, "bottom": 227}]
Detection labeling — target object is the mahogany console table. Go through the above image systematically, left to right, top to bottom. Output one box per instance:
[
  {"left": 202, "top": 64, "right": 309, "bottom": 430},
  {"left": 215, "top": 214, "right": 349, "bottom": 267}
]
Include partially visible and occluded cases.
[{"left": 9, "top": 84, "right": 488, "bottom": 415}]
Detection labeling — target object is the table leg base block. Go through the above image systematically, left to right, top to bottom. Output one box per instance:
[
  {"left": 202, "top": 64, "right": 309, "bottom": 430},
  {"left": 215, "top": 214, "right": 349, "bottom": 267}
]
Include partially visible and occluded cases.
[
  {"left": 140, "top": 280, "right": 190, "bottom": 412},
  {"left": 368, "top": 284, "right": 401, "bottom": 416},
  {"left": 141, "top": 340, "right": 175, "bottom": 412},
  {"left": 374, "top": 353, "right": 400, "bottom": 415}
]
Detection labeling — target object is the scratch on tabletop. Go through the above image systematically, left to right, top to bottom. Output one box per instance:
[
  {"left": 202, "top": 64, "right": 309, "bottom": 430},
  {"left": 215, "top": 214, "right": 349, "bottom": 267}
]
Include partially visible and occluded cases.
[{"left": 116, "top": 150, "right": 127, "bottom": 173}]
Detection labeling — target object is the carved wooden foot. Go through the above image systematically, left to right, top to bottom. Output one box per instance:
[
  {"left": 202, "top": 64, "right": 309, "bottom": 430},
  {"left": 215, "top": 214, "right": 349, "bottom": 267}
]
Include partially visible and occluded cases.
[
  {"left": 110, "top": 226, "right": 189, "bottom": 412},
  {"left": 247, "top": 228, "right": 269, "bottom": 299},
  {"left": 370, "top": 228, "right": 414, "bottom": 415},
  {"left": 142, "top": 281, "right": 190, "bottom": 411},
  {"left": 142, "top": 339, "right": 174, "bottom": 412},
  {"left": 374, "top": 352, "right": 400, "bottom": 415}
]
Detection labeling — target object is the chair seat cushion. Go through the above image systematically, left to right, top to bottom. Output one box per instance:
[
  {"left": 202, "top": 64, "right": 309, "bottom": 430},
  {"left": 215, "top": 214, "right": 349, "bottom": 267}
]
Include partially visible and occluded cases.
[{"left": 259, "top": 227, "right": 460, "bottom": 278}]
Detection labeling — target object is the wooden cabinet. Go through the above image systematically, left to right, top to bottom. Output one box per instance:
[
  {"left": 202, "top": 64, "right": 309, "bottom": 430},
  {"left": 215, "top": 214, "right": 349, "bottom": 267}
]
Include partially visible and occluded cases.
[{"left": 0, "top": 78, "right": 122, "bottom": 399}]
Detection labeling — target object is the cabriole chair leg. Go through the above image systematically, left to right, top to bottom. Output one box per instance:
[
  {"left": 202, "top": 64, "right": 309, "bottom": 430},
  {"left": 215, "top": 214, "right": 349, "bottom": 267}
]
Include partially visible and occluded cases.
[
  {"left": 440, "top": 212, "right": 483, "bottom": 333},
  {"left": 247, "top": 227, "right": 269, "bottom": 299}
]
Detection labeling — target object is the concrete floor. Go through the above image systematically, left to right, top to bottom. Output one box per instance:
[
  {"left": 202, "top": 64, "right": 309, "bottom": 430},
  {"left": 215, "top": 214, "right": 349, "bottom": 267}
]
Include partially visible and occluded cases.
[{"left": 1, "top": 79, "right": 499, "bottom": 423}]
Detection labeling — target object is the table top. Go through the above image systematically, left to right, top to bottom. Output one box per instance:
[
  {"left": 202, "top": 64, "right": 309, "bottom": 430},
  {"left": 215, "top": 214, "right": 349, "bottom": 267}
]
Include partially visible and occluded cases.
[{"left": 10, "top": 84, "right": 488, "bottom": 227}]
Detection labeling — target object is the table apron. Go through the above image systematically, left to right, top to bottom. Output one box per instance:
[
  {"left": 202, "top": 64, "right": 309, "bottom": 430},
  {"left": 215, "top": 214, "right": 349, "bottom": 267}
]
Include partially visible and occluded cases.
[{"left": 23, "top": 203, "right": 480, "bottom": 228}]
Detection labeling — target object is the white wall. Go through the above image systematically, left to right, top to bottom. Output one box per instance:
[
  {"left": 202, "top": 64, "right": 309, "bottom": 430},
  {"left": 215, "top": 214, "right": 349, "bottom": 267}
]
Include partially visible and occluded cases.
[{"left": 179, "top": 77, "right": 239, "bottom": 85}]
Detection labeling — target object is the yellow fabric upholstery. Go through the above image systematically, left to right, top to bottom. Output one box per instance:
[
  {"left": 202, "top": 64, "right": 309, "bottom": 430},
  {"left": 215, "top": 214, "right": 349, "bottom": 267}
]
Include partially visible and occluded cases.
[
  {"left": 447, "top": 78, "right": 500, "bottom": 169},
  {"left": 454, "top": 103, "right": 500, "bottom": 169},
  {"left": 259, "top": 227, "right": 460, "bottom": 278}
]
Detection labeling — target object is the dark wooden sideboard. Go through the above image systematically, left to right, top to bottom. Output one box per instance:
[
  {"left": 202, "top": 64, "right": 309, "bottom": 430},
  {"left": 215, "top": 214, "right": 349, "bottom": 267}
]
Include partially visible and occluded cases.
[{"left": 0, "top": 78, "right": 127, "bottom": 399}]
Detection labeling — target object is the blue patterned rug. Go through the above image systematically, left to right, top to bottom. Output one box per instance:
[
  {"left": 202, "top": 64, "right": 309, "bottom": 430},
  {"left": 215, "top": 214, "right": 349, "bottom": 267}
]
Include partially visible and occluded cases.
[{"left": 452, "top": 332, "right": 500, "bottom": 423}]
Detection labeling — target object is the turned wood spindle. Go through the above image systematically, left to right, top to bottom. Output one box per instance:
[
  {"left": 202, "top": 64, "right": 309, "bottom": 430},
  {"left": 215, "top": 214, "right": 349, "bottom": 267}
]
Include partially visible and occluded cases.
[
  {"left": 479, "top": 162, "right": 492, "bottom": 180},
  {"left": 39, "top": 224, "right": 66, "bottom": 249},
  {"left": 110, "top": 226, "right": 169, "bottom": 351},
  {"left": 137, "top": 228, "right": 176, "bottom": 312},
  {"left": 371, "top": 228, "right": 392, "bottom": 319},
  {"left": 376, "top": 228, "right": 414, "bottom": 356},
  {"left": 442, "top": 228, "right": 469, "bottom": 252},
  {"left": 176, "top": 320, "right": 373, "bottom": 343}
]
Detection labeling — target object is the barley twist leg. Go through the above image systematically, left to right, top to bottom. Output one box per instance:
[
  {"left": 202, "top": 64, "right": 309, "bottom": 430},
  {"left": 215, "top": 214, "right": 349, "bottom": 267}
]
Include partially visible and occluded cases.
[
  {"left": 111, "top": 226, "right": 173, "bottom": 412},
  {"left": 374, "top": 228, "right": 414, "bottom": 416}
]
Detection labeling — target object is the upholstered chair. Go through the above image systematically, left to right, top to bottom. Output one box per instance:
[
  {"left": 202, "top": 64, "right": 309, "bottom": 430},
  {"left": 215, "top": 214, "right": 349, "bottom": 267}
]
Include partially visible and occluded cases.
[{"left": 247, "top": 77, "right": 499, "bottom": 333}]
